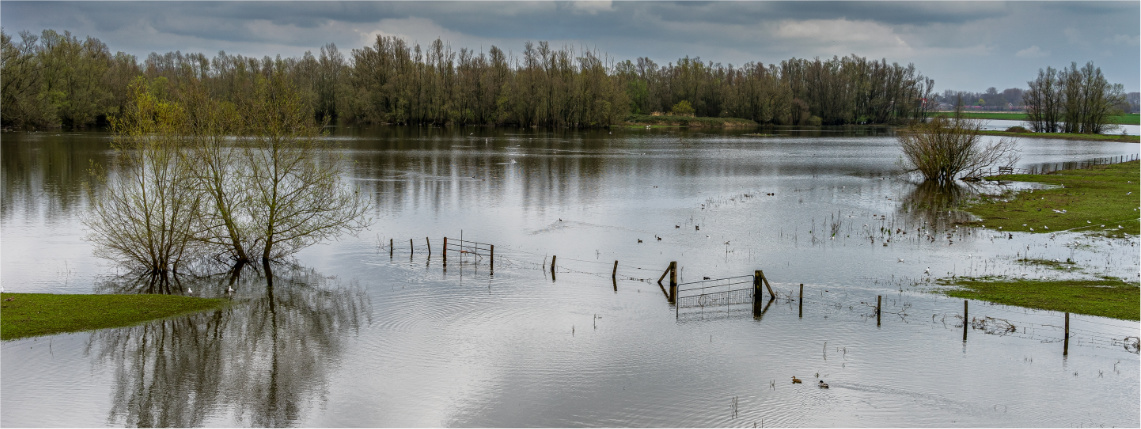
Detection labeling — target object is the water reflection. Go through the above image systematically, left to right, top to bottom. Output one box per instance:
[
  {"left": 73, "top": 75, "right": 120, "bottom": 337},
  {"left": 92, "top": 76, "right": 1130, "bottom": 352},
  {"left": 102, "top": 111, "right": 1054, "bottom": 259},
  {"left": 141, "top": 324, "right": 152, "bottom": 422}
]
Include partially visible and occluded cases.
[
  {"left": 897, "top": 180, "right": 979, "bottom": 227},
  {"left": 87, "top": 264, "right": 370, "bottom": 427}
]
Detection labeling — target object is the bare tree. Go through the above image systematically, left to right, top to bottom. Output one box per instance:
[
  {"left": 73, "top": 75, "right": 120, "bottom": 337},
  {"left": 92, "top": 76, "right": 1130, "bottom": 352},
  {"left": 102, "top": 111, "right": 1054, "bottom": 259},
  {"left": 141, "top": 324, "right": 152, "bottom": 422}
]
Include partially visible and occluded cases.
[
  {"left": 84, "top": 79, "right": 201, "bottom": 274},
  {"left": 898, "top": 116, "right": 1020, "bottom": 183}
]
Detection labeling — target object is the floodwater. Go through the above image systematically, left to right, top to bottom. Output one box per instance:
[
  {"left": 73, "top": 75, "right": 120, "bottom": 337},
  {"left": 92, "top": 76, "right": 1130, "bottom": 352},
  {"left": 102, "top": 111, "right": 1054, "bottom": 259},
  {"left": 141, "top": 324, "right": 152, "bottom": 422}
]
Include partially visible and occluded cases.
[{"left": 2, "top": 127, "right": 1138, "bottom": 427}]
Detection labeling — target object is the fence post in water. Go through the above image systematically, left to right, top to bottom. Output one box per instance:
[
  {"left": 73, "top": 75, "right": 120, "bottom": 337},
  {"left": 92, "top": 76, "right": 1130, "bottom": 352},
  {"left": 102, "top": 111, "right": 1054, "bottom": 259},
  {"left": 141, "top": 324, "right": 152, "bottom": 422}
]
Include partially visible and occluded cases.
[
  {"left": 426, "top": 237, "right": 431, "bottom": 257},
  {"left": 442, "top": 237, "right": 448, "bottom": 265},
  {"left": 390, "top": 238, "right": 394, "bottom": 258},
  {"left": 409, "top": 239, "right": 414, "bottom": 256},
  {"left": 489, "top": 244, "right": 494, "bottom": 272},
  {"left": 551, "top": 255, "right": 556, "bottom": 277},
  {"left": 612, "top": 260, "right": 618, "bottom": 281},
  {"left": 668, "top": 261, "right": 678, "bottom": 303},
  {"left": 753, "top": 271, "right": 763, "bottom": 302},
  {"left": 799, "top": 284, "right": 804, "bottom": 318},
  {"left": 876, "top": 295, "right": 882, "bottom": 326},
  {"left": 963, "top": 300, "right": 969, "bottom": 342},
  {"left": 1064, "top": 312, "right": 1070, "bottom": 356}
]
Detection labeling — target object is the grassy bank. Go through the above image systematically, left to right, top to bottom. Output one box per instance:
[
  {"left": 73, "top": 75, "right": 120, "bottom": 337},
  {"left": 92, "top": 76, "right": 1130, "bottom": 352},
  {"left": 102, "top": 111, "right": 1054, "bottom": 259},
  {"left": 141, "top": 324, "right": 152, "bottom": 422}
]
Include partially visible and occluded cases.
[
  {"left": 928, "top": 111, "right": 1140, "bottom": 125},
  {"left": 625, "top": 114, "right": 757, "bottom": 128},
  {"left": 978, "top": 130, "right": 1139, "bottom": 143},
  {"left": 963, "top": 160, "right": 1140, "bottom": 237},
  {"left": 941, "top": 278, "right": 1140, "bottom": 320},
  {"left": 1, "top": 293, "right": 230, "bottom": 341}
]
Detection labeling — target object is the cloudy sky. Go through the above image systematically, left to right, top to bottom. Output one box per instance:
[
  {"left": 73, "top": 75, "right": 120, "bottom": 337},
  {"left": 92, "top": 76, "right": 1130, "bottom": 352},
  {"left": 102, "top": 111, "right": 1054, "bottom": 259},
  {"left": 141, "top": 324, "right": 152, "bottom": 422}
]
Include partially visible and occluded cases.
[{"left": 3, "top": 1, "right": 1138, "bottom": 92}]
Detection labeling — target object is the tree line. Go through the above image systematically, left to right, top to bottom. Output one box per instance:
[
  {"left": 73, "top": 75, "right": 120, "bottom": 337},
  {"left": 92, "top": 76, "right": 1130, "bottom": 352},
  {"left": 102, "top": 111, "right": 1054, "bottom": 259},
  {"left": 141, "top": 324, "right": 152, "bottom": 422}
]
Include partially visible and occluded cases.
[
  {"left": 3, "top": 28, "right": 935, "bottom": 130},
  {"left": 1023, "top": 61, "right": 1126, "bottom": 134}
]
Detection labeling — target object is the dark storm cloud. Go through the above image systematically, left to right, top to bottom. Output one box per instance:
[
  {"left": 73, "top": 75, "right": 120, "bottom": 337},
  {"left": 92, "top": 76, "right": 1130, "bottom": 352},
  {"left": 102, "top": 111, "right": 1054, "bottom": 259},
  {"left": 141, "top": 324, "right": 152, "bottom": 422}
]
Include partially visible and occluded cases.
[{"left": 1, "top": 1, "right": 1137, "bottom": 92}]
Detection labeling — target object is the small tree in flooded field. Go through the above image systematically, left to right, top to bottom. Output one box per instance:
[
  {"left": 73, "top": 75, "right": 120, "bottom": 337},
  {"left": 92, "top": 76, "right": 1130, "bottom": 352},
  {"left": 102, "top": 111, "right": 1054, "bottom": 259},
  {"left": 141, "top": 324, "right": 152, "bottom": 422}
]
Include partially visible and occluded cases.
[
  {"left": 86, "top": 75, "right": 370, "bottom": 281},
  {"left": 85, "top": 80, "right": 201, "bottom": 275},
  {"left": 898, "top": 116, "right": 1020, "bottom": 183}
]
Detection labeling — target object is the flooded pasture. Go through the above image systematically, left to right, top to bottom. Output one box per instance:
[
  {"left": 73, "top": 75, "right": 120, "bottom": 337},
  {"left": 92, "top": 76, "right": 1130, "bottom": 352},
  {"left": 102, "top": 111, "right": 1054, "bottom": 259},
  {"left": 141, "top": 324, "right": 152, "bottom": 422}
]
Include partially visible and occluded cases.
[{"left": 2, "top": 127, "right": 1139, "bottom": 427}]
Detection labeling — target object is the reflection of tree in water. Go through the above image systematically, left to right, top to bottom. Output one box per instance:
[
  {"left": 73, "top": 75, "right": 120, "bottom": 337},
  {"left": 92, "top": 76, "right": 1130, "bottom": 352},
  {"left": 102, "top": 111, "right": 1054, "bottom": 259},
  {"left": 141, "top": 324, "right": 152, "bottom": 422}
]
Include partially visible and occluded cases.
[
  {"left": 897, "top": 180, "right": 983, "bottom": 228},
  {"left": 87, "top": 264, "right": 370, "bottom": 427}
]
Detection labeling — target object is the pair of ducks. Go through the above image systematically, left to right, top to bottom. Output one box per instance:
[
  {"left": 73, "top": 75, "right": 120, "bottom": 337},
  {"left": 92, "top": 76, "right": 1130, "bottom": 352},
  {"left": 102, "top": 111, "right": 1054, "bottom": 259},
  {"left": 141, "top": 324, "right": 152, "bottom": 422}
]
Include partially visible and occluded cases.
[{"left": 791, "top": 376, "right": 828, "bottom": 388}]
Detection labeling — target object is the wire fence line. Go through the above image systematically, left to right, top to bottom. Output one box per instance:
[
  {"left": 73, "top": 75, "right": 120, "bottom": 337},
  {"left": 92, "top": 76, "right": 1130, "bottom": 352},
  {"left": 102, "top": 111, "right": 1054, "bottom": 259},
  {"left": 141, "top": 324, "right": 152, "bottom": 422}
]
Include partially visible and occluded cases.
[{"left": 375, "top": 234, "right": 1140, "bottom": 355}]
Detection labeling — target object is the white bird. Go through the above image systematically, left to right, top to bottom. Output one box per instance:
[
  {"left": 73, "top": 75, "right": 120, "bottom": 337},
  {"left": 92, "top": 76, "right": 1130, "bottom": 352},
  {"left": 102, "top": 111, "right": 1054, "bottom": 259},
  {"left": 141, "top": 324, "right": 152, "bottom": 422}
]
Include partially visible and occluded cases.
[
  {"left": 898, "top": 258, "right": 904, "bottom": 263},
  {"left": 924, "top": 267, "right": 931, "bottom": 275},
  {"left": 227, "top": 285, "right": 234, "bottom": 294},
  {"left": 188, "top": 288, "right": 193, "bottom": 294}
]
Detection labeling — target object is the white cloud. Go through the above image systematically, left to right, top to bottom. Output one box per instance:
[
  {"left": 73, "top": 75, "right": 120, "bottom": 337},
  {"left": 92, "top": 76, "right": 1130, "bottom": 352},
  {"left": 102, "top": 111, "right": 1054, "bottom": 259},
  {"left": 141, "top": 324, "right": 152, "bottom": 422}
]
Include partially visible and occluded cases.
[
  {"left": 569, "top": 1, "right": 613, "bottom": 15},
  {"left": 773, "top": 19, "right": 911, "bottom": 56},
  {"left": 1015, "top": 45, "right": 1050, "bottom": 59}
]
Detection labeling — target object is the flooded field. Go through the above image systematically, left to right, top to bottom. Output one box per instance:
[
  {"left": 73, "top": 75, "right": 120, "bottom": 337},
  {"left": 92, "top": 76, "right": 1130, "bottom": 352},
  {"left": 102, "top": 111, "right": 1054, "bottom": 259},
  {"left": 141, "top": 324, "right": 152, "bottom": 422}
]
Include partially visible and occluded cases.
[{"left": 2, "top": 127, "right": 1138, "bottom": 427}]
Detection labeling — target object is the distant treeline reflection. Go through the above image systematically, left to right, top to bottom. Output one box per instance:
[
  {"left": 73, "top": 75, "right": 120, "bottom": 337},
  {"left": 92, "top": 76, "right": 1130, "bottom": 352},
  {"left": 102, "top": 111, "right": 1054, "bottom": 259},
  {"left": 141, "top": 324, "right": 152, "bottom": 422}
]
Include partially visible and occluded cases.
[{"left": 3, "top": 29, "right": 933, "bottom": 130}]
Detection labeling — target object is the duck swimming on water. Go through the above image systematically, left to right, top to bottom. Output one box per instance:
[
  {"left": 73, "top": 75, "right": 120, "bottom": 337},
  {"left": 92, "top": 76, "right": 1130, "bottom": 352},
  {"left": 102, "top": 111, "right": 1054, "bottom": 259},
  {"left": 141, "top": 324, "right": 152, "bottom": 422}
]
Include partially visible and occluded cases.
[
  {"left": 791, "top": 376, "right": 802, "bottom": 384},
  {"left": 818, "top": 380, "right": 829, "bottom": 389}
]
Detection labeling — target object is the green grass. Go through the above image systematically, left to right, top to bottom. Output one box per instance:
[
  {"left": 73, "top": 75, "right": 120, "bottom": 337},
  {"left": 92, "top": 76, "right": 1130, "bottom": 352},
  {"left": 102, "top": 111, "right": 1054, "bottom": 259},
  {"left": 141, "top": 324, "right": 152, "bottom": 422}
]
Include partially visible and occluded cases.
[
  {"left": 928, "top": 111, "right": 1140, "bottom": 125},
  {"left": 625, "top": 114, "right": 757, "bottom": 128},
  {"left": 978, "top": 130, "right": 1139, "bottom": 143},
  {"left": 963, "top": 161, "right": 1140, "bottom": 237},
  {"left": 942, "top": 277, "right": 1140, "bottom": 320},
  {"left": 1, "top": 293, "right": 230, "bottom": 341}
]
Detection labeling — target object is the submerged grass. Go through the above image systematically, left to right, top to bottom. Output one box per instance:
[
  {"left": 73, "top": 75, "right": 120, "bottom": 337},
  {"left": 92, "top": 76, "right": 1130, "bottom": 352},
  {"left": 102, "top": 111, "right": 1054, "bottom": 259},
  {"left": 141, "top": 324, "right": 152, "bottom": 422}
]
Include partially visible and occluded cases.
[
  {"left": 928, "top": 112, "right": 1140, "bottom": 126},
  {"left": 977, "top": 130, "right": 1139, "bottom": 143},
  {"left": 963, "top": 161, "right": 1140, "bottom": 237},
  {"left": 942, "top": 277, "right": 1140, "bottom": 321},
  {"left": 0, "top": 293, "right": 230, "bottom": 341}
]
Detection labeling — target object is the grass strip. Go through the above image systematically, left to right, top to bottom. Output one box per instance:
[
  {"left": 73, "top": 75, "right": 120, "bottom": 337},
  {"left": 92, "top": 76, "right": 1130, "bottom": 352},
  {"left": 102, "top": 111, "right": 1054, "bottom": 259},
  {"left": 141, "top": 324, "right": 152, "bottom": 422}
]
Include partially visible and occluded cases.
[
  {"left": 928, "top": 111, "right": 1140, "bottom": 125},
  {"left": 625, "top": 114, "right": 758, "bottom": 128},
  {"left": 978, "top": 130, "right": 1139, "bottom": 143},
  {"left": 963, "top": 161, "right": 1140, "bottom": 237},
  {"left": 942, "top": 278, "right": 1140, "bottom": 321},
  {"left": 1, "top": 293, "right": 230, "bottom": 341}
]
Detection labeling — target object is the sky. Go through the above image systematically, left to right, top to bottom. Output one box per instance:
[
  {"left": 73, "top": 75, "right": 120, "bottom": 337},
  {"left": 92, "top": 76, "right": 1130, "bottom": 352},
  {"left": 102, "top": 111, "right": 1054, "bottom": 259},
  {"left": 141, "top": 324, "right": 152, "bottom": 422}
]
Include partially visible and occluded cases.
[{"left": 2, "top": 1, "right": 1138, "bottom": 93}]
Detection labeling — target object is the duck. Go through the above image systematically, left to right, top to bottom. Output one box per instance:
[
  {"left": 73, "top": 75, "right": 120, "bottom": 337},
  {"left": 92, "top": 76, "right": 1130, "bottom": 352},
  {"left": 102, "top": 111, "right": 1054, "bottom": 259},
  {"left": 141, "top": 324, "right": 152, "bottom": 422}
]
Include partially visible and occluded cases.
[
  {"left": 791, "top": 376, "right": 802, "bottom": 384},
  {"left": 818, "top": 380, "right": 829, "bottom": 389}
]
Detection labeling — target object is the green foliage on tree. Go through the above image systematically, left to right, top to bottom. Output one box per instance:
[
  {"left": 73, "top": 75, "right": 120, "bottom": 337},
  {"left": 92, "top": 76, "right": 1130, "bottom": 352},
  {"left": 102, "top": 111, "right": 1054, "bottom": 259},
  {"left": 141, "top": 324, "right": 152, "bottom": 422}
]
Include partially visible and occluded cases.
[{"left": 671, "top": 100, "right": 695, "bottom": 116}]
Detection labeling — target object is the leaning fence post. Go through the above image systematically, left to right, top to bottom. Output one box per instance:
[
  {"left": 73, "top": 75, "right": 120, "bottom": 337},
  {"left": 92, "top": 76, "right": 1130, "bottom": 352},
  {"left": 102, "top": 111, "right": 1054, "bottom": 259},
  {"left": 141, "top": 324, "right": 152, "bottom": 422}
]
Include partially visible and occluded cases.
[
  {"left": 426, "top": 237, "right": 431, "bottom": 257},
  {"left": 612, "top": 260, "right": 618, "bottom": 281},
  {"left": 1064, "top": 312, "right": 1070, "bottom": 356}
]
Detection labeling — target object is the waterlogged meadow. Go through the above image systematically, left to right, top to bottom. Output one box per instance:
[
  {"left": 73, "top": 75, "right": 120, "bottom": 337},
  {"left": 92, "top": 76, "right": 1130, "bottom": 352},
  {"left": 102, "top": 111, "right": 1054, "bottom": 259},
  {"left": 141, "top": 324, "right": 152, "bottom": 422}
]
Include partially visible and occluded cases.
[{"left": 2, "top": 127, "right": 1138, "bottom": 427}]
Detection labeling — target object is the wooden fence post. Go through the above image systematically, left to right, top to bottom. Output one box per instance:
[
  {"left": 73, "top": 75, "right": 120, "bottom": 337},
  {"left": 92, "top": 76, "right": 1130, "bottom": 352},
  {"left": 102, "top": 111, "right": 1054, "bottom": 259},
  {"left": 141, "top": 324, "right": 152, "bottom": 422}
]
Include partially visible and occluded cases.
[
  {"left": 426, "top": 237, "right": 431, "bottom": 257},
  {"left": 442, "top": 237, "right": 447, "bottom": 265},
  {"left": 390, "top": 238, "right": 393, "bottom": 258},
  {"left": 409, "top": 239, "right": 413, "bottom": 255},
  {"left": 489, "top": 244, "right": 494, "bottom": 272},
  {"left": 551, "top": 255, "right": 556, "bottom": 277},
  {"left": 612, "top": 260, "right": 618, "bottom": 281},
  {"left": 668, "top": 261, "right": 677, "bottom": 303},
  {"left": 753, "top": 271, "right": 763, "bottom": 304},
  {"left": 798, "top": 284, "right": 804, "bottom": 318},
  {"left": 876, "top": 295, "right": 882, "bottom": 326},
  {"left": 963, "top": 300, "right": 969, "bottom": 342},
  {"left": 1064, "top": 312, "right": 1070, "bottom": 356}
]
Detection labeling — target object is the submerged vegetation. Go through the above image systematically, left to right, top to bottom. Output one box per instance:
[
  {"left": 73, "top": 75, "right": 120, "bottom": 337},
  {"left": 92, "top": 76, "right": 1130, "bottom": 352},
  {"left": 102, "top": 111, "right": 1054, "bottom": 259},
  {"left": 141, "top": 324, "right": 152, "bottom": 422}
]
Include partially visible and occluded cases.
[
  {"left": 3, "top": 29, "right": 934, "bottom": 130},
  {"left": 897, "top": 116, "right": 1020, "bottom": 183},
  {"left": 963, "top": 161, "right": 1140, "bottom": 237},
  {"left": 942, "top": 278, "right": 1140, "bottom": 321},
  {"left": 0, "top": 293, "right": 229, "bottom": 340}
]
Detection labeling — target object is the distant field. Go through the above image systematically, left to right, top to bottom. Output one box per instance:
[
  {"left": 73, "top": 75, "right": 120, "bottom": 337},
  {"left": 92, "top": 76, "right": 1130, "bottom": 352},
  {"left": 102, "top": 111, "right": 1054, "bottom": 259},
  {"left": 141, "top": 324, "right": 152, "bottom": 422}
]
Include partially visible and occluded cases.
[{"left": 927, "top": 111, "right": 1140, "bottom": 125}]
